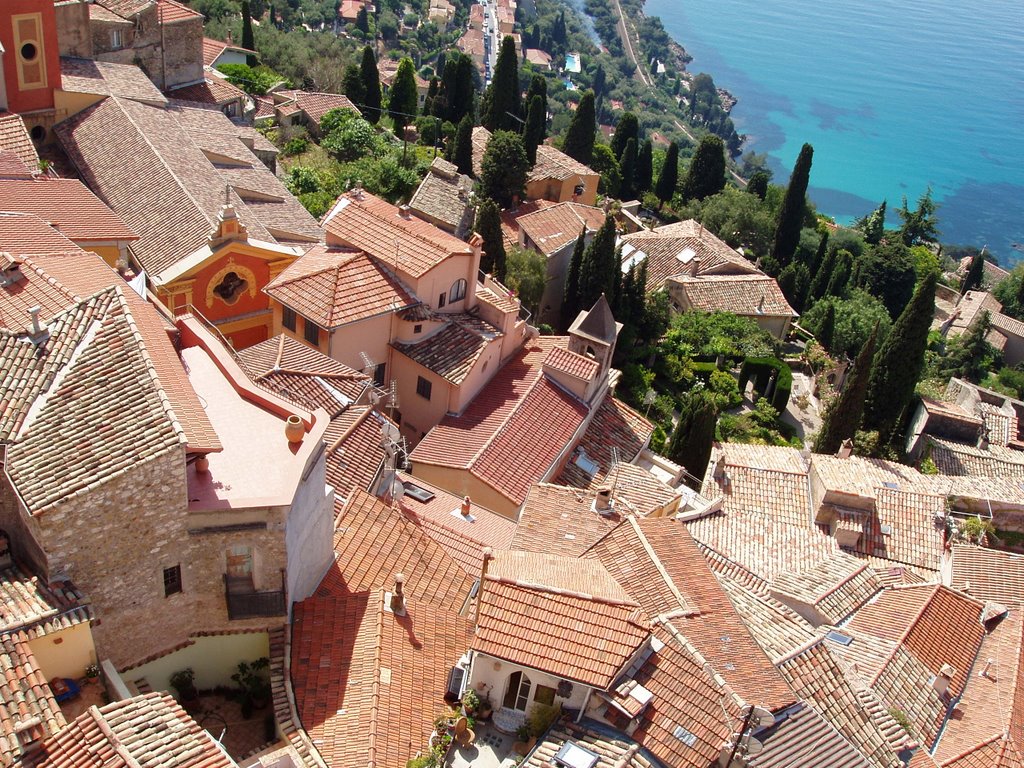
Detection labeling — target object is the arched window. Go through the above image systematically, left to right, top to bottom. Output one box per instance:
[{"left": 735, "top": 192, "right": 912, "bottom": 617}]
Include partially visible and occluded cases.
[
  {"left": 449, "top": 278, "right": 467, "bottom": 303},
  {"left": 502, "top": 671, "right": 532, "bottom": 711}
]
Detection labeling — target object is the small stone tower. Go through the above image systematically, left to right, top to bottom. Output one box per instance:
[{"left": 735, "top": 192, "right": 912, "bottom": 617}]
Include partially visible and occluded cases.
[{"left": 567, "top": 294, "right": 622, "bottom": 381}]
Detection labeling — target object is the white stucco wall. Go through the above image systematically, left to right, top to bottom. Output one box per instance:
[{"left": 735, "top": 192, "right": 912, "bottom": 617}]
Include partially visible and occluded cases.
[{"left": 285, "top": 444, "right": 335, "bottom": 607}]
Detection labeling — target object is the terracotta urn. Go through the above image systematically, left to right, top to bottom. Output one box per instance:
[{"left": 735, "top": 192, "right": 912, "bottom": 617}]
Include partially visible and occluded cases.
[{"left": 285, "top": 415, "right": 305, "bottom": 444}]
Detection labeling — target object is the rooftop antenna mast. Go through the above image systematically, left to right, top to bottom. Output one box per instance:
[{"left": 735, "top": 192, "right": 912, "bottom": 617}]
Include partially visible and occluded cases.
[{"left": 609, "top": 446, "right": 622, "bottom": 498}]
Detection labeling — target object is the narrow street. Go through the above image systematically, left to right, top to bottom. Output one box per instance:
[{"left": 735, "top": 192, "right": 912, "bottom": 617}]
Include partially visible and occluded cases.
[{"left": 612, "top": 0, "right": 650, "bottom": 86}]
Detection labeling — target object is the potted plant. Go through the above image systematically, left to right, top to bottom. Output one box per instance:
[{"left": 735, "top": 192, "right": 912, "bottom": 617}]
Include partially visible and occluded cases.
[
  {"left": 232, "top": 657, "right": 271, "bottom": 718},
  {"left": 84, "top": 664, "right": 100, "bottom": 685},
  {"left": 169, "top": 668, "right": 200, "bottom": 710},
  {"left": 461, "top": 688, "right": 480, "bottom": 716},
  {"left": 477, "top": 694, "right": 493, "bottom": 721}
]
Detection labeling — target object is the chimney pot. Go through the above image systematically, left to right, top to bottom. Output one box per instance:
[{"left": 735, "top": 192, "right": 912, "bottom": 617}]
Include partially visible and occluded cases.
[
  {"left": 399, "top": 204, "right": 412, "bottom": 220},
  {"left": 689, "top": 256, "right": 701, "bottom": 278},
  {"left": 837, "top": 438, "right": 854, "bottom": 459},
  {"left": 461, "top": 496, "right": 472, "bottom": 516},
  {"left": 390, "top": 573, "right": 406, "bottom": 615}
]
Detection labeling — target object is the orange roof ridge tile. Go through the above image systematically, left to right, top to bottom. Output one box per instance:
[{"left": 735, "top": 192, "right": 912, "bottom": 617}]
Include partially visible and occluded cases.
[
  {"left": 326, "top": 406, "right": 373, "bottom": 456},
  {"left": 624, "top": 516, "right": 692, "bottom": 614},
  {"left": 814, "top": 561, "right": 872, "bottom": 602},
  {"left": 484, "top": 573, "right": 642, "bottom": 610},
  {"left": 368, "top": 589, "right": 384, "bottom": 768},
  {"left": 659, "top": 619, "right": 750, "bottom": 712},
  {"left": 772, "top": 634, "right": 829, "bottom": 667}
]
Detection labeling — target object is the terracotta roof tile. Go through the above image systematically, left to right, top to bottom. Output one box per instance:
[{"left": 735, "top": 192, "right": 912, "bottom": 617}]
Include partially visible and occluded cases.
[
  {"left": 92, "top": 0, "right": 153, "bottom": 19},
  {"left": 158, "top": 0, "right": 204, "bottom": 22},
  {"left": 88, "top": 3, "right": 134, "bottom": 22},
  {"left": 202, "top": 37, "right": 256, "bottom": 68},
  {"left": 59, "top": 57, "right": 168, "bottom": 104},
  {"left": 167, "top": 77, "right": 246, "bottom": 106},
  {"left": 275, "top": 91, "right": 360, "bottom": 126},
  {"left": 0, "top": 114, "right": 39, "bottom": 171},
  {"left": 471, "top": 127, "right": 597, "bottom": 185},
  {"left": 408, "top": 158, "right": 475, "bottom": 238},
  {"left": 0, "top": 177, "right": 137, "bottom": 243},
  {"left": 323, "top": 191, "right": 472, "bottom": 279},
  {"left": 500, "top": 199, "right": 556, "bottom": 248},
  {"left": 517, "top": 202, "right": 605, "bottom": 257},
  {"left": 0, "top": 214, "right": 80, "bottom": 257},
  {"left": 266, "top": 246, "right": 417, "bottom": 329},
  {"left": 670, "top": 274, "right": 797, "bottom": 317},
  {"left": 4, "top": 288, "right": 186, "bottom": 513},
  {"left": 393, "top": 314, "right": 500, "bottom": 384},
  {"left": 544, "top": 345, "right": 599, "bottom": 380},
  {"left": 557, "top": 396, "right": 653, "bottom": 490},
  {"left": 322, "top": 408, "right": 390, "bottom": 502},
  {"left": 929, "top": 437, "right": 1024, "bottom": 478},
  {"left": 513, "top": 483, "right": 621, "bottom": 557},
  {"left": 320, "top": 488, "right": 472, "bottom": 606},
  {"left": 950, "top": 545, "right": 1024, "bottom": 605},
  {"left": 771, "top": 551, "right": 884, "bottom": 625},
  {"left": 0, "top": 565, "right": 91, "bottom": 636},
  {"left": 717, "top": 575, "right": 817, "bottom": 660},
  {"left": 291, "top": 589, "right": 472, "bottom": 768},
  {"left": 0, "top": 634, "right": 65, "bottom": 766},
  {"left": 26, "top": 691, "right": 232, "bottom": 768},
  {"left": 749, "top": 703, "right": 876, "bottom": 768},
  {"left": 523, "top": 722, "right": 655, "bottom": 768}
]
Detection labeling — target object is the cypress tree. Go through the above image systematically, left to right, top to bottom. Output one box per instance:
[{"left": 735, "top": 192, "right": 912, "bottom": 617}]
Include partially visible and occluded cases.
[
  {"left": 241, "top": 1, "right": 257, "bottom": 66},
  {"left": 481, "top": 36, "right": 521, "bottom": 131},
  {"left": 359, "top": 46, "right": 382, "bottom": 124},
  {"left": 452, "top": 53, "right": 476, "bottom": 124},
  {"left": 387, "top": 58, "right": 418, "bottom": 135},
  {"left": 342, "top": 63, "right": 365, "bottom": 106},
  {"left": 592, "top": 64, "right": 606, "bottom": 100},
  {"left": 525, "top": 75, "right": 548, "bottom": 135},
  {"left": 423, "top": 76, "right": 439, "bottom": 118},
  {"left": 561, "top": 91, "right": 596, "bottom": 166},
  {"left": 523, "top": 95, "right": 545, "bottom": 165},
  {"left": 611, "top": 112, "right": 639, "bottom": 160},
  {"left": 448, "top": 115, "right": 474, "bottom": 175},
  {"left": 480, "top": 130, "right": 529, "bottom": 208},
  {"left": 680, "top": 135, "right": 726, "bottom": 202},
  {"left": 619, "top": 138, "right": 638, "bottom": 201},
  {"left": 635, "top": 139, "right": 653, "bottom": 196},
  {"left": 654, "top": 141, "right": 679, "bottom": 204},
  {"left": 771, "top": 142, "right": 814, "bottom": 267},
  {"left": 746, "top": 170, "right": 769, "bottom": 200},
  {"left": 476, "top": 199, "right": 506, "bottom": 280},
  {"left": 859, "top": 200, "right": 887, "bottom": 245},
  {"left": 577, "top": 216, "right": 618, "bottom": 311},
  {"left": 563, "top": 226, "right": 588, "bottom": 328},
  {"left": 810, "top": 230, "right": 829, "bottom": 275},
  {"left": 808, "top": 246, "right": 836, "bottom": 304},
  {"left": 825, "top": 249, "right": 852, "bottom": 298},
  {"left": 961, "top": 250, "right": 986, "bottom": 296},
  {"left": 777, "top": 262, "right": 810, "bottom": 314},
  {"left": 862, "top": 273, "right": 937, "bottom": 444},
  {"left": 817, "top": 301, "right": 836, "bottom": 352},
  {"left": 942, "top": 311, "right": 993, "bottom": 382},
  {"left": 814, "top": 322, "right": 879, "bottom": 454},
  {"left": 668, "top": 392, "right": 718, "bottom": 489}
]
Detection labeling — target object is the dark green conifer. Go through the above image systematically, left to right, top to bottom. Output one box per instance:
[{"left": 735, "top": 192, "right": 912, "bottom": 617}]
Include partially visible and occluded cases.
[
  {"left": 241, "top": 1, "right": 257, "bottom": 66},
  {"left": 481, "top": 36, "right": 521, "bottom": 131},
  {"left": 359, "top": 46, "right": 382, "bottom": 124},
  {"left": 387, "top": 58, "right": 418, "bottom": 135},
  {"left": 342, "top": 63, "right": 365, "bottom": 105},
  {"left": 525, "top": 75, "right": 548, "bottom": 134},
  {"left": 561, "top": 91, "right": 596, "bottom": 166},
  {"left": 523, "top": 95, "right": 545, "bottom": 165},
  {"left": 611, "top": 112, "right": 639, "bottom": 160},
  {"left": 449, "top": 114, "right": 474, "bottom": 175},
  {"left": 479, "top": 130, "right": 528, "bottom": 208},
  {"left": 680, "top": 135, "right": 726, "bottom": 202},
  {"left": 619, "top": 138, "right": 638, "bottom": 201},
  {"left": 635, "top": 139, "right": 653, "bottom": 196},
  {"left": 654, "top": 141, "right": 679, "bottom": 204},
  {"left": 771, "top": 143, "right": 814, "bottom": 267},
  {"left": 746, "top": 170, "right": 769, "bottom": 200},
  {"left": 476, "top": 199, "right": 506, "bottom": 280},
  {"left": 577, "top": 216, "right": 619, "bottom": 311},
  {"left": 563, "top": 227, "right": 588, "bottom": 328},
  {"left": 808, "top": 244, "right": 836, "bottom": 303},
  {"left": 825, "top": 249, "right": 852, "bottom": 298},
  {"left": 961, "top": 250, "right": 986, "bottom": 296},
  {"left": 777, "top": 262, "right": 810, "bottom": 314},
  {"left": 862, "top": 273, "right": 937, "bottom": 444},
  {"left": 817, "top": 302, "right": 836, "bottom": 352},
  {"left": 814, "top": 322, "right": 879, "bottom": 454},
  {"left": 668, "top": 392, "right": 718, "bottom": 489}
]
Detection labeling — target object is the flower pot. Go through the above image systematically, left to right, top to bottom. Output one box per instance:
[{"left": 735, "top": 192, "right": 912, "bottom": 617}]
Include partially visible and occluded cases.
[{"left": 285, "top": 415, "right": 304, "bottom": 444}]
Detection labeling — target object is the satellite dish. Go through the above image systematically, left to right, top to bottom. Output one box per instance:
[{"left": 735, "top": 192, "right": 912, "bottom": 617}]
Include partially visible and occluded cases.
[
  {"left": 751, "top": 706, "right": 775, "bottom": 729},
  {"left": 744, "top": 737, "right": 763, "bottom": 756}
]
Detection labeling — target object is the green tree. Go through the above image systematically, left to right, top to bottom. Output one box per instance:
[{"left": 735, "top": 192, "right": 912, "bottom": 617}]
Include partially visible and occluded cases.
[
  {"left": 241, "top": 1, "right": 257, "bottom": 66},
  {"left": 355, "top": 5, "right": 370, "bottom": 34},
  {"left": 481, "top": 36, "right": 521, "bottom": 131},
  {"left": 359, "top": 46, "right": 382, "bottom": 124},
  {"left": 451, "top": 54, "right": 476, "bottom": 125},
  {"left": 387, "top": 58, "right": 418, "bottom": 135},
  {"left": 342, "top": 63, "right": 365, "bottom": 105},
  {"left": 592, "top": 63, "right": 606, "bottom": 100},
  {"left": 525, "top": 75, "right": 548, "bottom": 136},
  {"left": 423, "top": 76, "right": 438, "bottom": 117},
  {"left": 561, "top": 91, "right": 596, "bottom": 166},
  {"left": 523, "top": 94, "right": 545, "bottom": 165},
  {"left": 611, "top": 112, "right": 639, "bottom": 160},
  {"left": 448, "top": 114, "right": 474, "bottom": 176},
  {"left": 480, "top": 130, "right": 528, "bottom": 208},
  {"left": 680, "top": 135, "right": 726, "bottom": 202},
  {"left": 619, "top": 138, "right": 638, "bottom": 201},
  {"left": 635, "top": 139, "right": 653, "bottom": 196},
  {"left": 654, "top": 141, "right": 679, "bottom": 204},
  {"left": 771, "top": 142, "right": 814, "bottom": 267},
  {"left": 589, "top": 143, "right": 621, "bottom": 198},
  {"left": 746, "top": 170, "right": 769, "bottom": 200},
  {"left": 898, "top": 187, "right": 939, "bottom": 246},
  {"left": 476, "top": 198, "right": 506, "bottom": 280},
  {"left": 855, "top": 200, "right": 886, "bottom": 245},
  {"left": 577, "top": 216, "right": 619, "bottom": 312},
  {"left": 563, "top": 227, "right": 587, "bottom": 328},
  {"left": 853, "top": 241, "right": 917, "bottom": 318},
  {"left": 808, "top": 245, "right": 836, "bottom": 304},
  {"left": 505, "top": 246, "right": 547, "bottom": 317},
  {"left": 825, "top": 249, "right": 853, "bottom": 299},
  {"left": 960, "top": 250, "right": 986, "bottom": 296},
  {"left": 777, "top": 262, "right": 810, "bottom": 314},
  {"left": 994, "top": 263, "right": 1024, "bottom": 319},
  {"left": 863, "top": 273, "right": 937, "bottom": 444},
  {"left": 802, "top": 290, "right": 891, "bottom": 360},
  {"left": 817, "top": 301, "right": 836, "bottom": 352},
  {"left": 941, "top": 311, "right": 998, "bottom": 382},
  {"left": 814, "top": 322, "right": 879, "bottom": 454},
  {"left": 668, "top": 392, "right": 718, "bottom": 489}
]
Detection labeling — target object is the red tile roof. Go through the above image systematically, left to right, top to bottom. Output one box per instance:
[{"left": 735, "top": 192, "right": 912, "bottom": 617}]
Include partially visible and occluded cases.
[
  {"left": 158, "top": 0, "right": 204, "bottom": 22},
  {"left": 202, "top": 36, "right": 257, "bottom": 68},
  {"left": 59, "top": 57, "right": 168, "bottom": 104},
  {"left": 167, "top": 77, "right": 247, "bottom": 106},
  {"left": 274, "top": 91, "right": 360, "bottom": 126},
  {"left": 0, "top": 114, "right": 39, "bottom": 171},
  {"left": 0, "top": 177, "right": 137, "bottom": 243},
  {"left": 323, "top": 191, "right": 472, "bottom": 279},
  {"left": 500, "top": 199, "right": 556, "bottom": 248},
  {"left": 517, "top": 202, "right": 606, "bottom": 257},
  {"left": 0, "top": 214, "right": 80, "bottom": 257},
  {"left": 266, "top": 246, "right": 418, "bottom": 329},
  {"left": 671, "top": 274, "right": 797, "bottom": 318},
  {"left": 392, "top": 314, "right": 501, "bottom": 385},
  {"left": 411, "top": 336, "right": 591, "bottom": 507},
  {"left": 544, "top": 346, "right": 599, "bottom": 380},
  {"left": 557, "top": 396, "right": 654, "bottom": 490},
  {"left": 323, "top": 407, "right": 390, "bottom": 502},
  {"left": 513, "top": 483, "right": 622, "bottom": 557},
  {"left": 319, "top": 488, "right": 473, "bottom": 605},
  {"left": 950, "top": 545, "right": 1024, "bottom": 605},
  {"left": 473, "top": 565, "right": 649, "bottom": 688},
  {"left": 291, "top": 589, "right": 472, "bottom": 768},
  {"left": 0, "top": 633, "right": 65, "bottom": 766},
  {"left": 26, "top": 691, "right": 232, "bottom": 768}
]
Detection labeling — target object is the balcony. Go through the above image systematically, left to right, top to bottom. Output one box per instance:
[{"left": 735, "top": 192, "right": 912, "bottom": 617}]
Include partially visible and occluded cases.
[{"left": 224, "top": 573, "right": 286, "bottom": 620}]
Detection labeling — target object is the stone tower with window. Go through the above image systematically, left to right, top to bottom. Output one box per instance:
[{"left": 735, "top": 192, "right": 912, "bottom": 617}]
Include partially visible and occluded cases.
[{"left": 567, "top": 293, "right": 622, "bottom": 382}]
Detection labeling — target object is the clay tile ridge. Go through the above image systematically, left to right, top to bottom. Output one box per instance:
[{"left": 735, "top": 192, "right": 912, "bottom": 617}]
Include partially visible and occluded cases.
[
  {"left": 815, "top": 560, "right": 872, "bottom": 602},
  {"left": 485, "top": 573, "right": 642, "bottom": 611},
  {"left": 658, "top": 618, "right": 748, "bottom": 710}
]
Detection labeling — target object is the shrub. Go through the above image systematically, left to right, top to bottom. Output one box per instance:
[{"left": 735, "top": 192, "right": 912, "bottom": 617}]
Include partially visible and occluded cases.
[{"left": 708, "top": 369, "right": 742, "bottom": 410}]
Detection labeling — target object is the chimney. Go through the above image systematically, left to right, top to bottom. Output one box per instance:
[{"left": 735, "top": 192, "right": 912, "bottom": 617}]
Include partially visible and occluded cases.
[
  {"left": 226, "top": 30, "right": 234, "bottom": 45},
  {"left": 352, "top": 182, "right": 364, "bottom": 200},
  {"left": 398, "top": 204, "right": 412, "bottom": 220},
  {"left": 698, "top": 222, "right": 704, "bottom": 239},
  {"left": 689, "top": 256, "right": 701, "bottom": 278},
  {"left": 756, "top": 295, "right": 765, "bottom": 314},
  {"left": 27, "top": 307, "right": 48, "bottom": 346},
  {"left": 837, "top": 438, "right": 854, "bottom": 459},
  {"left": 594, "top": 486, "right": 614, "bottom": 515},
  {"left": 461, "top": 495, "right": 472, "bottom": 517},
  {"left": 474, "top": 548, "right": 494, "bottom": 631},
  {"left": 389, "top": 573, "right": 406, "bottom": 615},
  {"left": 979, "top": 658, "right": 994, "bottom": 679},
  {"left": 933, "top": 664, "right": 956, "bottom": 697}
]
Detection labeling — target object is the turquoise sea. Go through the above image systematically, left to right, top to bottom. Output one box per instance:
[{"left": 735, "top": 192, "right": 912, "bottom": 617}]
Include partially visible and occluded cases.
[{"left": 643, "top": 0, "right": 1024, "bottom": 266}]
